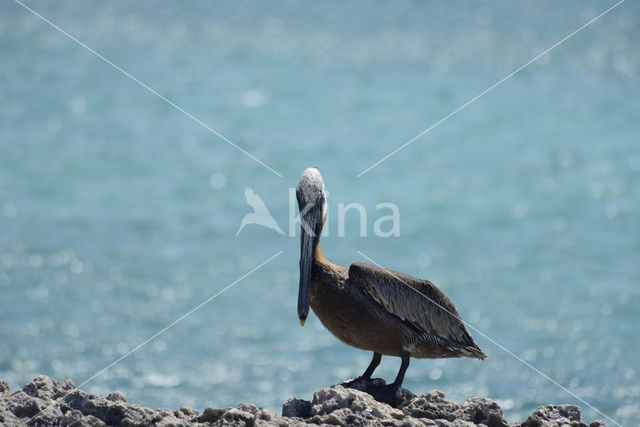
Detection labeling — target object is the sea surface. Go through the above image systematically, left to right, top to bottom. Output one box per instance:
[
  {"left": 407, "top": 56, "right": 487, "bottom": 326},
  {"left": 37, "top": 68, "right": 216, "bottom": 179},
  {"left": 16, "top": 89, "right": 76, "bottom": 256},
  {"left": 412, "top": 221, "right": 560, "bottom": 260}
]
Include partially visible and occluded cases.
[{"left": 1, "top": 1, "right": 639, "bottom": 424}]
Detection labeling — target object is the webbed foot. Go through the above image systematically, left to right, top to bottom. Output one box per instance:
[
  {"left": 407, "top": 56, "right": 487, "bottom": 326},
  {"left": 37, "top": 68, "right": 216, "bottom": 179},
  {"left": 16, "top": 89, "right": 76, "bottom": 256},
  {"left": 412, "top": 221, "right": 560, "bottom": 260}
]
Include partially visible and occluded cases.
[
  {"left": 340, "top": 376, "right": 385, "bottom": 391},
  {"left": 364, "top": 383, "right": 400, "bottom": 406}
]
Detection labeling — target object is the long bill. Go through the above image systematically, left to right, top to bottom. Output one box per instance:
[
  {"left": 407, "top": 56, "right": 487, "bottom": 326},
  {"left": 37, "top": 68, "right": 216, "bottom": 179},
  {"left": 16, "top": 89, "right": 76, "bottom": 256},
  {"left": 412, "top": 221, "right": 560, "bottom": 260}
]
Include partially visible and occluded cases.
[{"left": 297, "top": 200, "right": 320, "bottom": 326}]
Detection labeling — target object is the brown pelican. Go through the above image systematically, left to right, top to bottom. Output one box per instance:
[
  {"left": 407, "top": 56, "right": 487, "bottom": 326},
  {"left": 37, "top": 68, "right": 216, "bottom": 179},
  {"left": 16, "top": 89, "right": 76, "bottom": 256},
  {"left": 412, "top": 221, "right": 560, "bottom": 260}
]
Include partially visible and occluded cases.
[{"left": 296, "top": 167, "right": 486, "bottom": 404}]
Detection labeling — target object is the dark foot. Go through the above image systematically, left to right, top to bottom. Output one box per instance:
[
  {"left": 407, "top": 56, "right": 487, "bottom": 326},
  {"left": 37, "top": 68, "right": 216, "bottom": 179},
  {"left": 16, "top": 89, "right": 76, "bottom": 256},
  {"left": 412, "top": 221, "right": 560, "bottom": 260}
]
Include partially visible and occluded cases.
[
  {"left": 340, "top": 376, "right": 385, "bottom": 389},
  {"left": 340, "top": 376, "right": 365, "bottom": 388},
  {"left": 365, "top": 383, "right": 400, "bottom": 406}
]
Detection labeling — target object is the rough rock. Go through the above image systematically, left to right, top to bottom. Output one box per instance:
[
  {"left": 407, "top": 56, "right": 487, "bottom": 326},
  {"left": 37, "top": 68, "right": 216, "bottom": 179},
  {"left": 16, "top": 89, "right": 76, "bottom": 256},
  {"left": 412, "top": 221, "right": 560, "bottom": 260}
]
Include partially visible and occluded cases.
[
  {"left": 0, "top": 375, "right": 607, "bottom": 426},
  {"left": 0, "top": 380, "right": 10, "bottom": 395},
  {"left": 106, "top": 391, "right": 127, "bottom": 403},
  {"left": 282, "top": 398, "right": 312, "bottom": 419},
  {"left": 520, "top": 405, "right": 604, "bottom": 427}
]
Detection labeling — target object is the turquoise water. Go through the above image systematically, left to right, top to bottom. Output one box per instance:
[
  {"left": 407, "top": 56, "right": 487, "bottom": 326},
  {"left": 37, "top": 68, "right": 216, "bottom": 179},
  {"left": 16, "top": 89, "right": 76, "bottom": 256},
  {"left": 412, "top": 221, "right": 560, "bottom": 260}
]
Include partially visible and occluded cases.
[{"left": 1, "top": 1, "right": 639, "bottom": 424}]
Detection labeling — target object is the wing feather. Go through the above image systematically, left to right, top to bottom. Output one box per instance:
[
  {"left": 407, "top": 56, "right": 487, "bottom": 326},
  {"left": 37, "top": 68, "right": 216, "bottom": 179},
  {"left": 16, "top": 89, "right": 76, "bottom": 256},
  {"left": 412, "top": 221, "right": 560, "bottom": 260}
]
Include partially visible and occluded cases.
[{"left": 348, "top": 262, "right": 484, "bottom": 357}]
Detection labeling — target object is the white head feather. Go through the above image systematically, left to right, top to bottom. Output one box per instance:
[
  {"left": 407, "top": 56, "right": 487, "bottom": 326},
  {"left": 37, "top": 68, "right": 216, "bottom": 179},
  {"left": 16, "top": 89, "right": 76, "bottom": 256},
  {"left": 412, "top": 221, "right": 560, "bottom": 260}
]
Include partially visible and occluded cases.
[{"left": 296, "top": 167, "right": 327, "bottom": 223}]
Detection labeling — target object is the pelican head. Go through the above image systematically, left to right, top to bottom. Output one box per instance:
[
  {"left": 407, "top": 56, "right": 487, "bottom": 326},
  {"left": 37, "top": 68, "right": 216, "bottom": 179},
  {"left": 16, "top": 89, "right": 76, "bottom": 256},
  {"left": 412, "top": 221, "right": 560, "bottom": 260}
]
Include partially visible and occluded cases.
[{"left": 296, "top": 167, "right": 326, "bottom": 326}]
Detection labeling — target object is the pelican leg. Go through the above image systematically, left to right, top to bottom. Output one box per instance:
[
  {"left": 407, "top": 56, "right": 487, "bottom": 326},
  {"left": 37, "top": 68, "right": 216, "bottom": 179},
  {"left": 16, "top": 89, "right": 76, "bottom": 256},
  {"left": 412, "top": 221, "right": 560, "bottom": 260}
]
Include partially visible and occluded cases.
[
  {"left": 366, "top": 351, "right": 410, "bottom": 406},
  {"left": 391, "top": 351, "right": 410, "bottom": 388},
  {"left": 342, "top": 352, "right": 382, "bottom": 389},
  {"left": 362, "top": 352, "right": 382, "bottom": 379}
]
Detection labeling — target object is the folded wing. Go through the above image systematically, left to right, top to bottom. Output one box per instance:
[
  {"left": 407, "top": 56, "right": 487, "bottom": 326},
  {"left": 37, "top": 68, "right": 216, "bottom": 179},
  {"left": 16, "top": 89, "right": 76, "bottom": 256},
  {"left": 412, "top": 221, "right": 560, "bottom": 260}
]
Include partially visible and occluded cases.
[{"left": 348, "top": 262, "right": 485, "bottom": 359}]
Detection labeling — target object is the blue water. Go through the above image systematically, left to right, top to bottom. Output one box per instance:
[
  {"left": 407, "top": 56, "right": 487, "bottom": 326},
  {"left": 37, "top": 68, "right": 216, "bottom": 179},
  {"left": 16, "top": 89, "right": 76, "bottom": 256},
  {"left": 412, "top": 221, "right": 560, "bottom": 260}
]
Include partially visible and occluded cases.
[{"left": 1, "top": 1, "right": 639, "bottom": 424}]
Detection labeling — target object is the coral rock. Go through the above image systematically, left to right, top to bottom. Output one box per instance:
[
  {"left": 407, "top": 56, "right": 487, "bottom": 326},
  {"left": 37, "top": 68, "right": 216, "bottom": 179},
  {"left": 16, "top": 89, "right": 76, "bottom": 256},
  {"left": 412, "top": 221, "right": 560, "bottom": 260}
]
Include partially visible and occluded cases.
[{"left": 0, "top": 376, "right": 609, "bottom": 427}]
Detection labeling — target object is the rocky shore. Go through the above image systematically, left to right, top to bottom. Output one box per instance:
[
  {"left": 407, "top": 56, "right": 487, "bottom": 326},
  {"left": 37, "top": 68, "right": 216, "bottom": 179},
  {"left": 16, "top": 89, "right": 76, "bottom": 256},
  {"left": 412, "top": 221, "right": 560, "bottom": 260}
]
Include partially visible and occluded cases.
[{"left": 0, "top": 376, "right": 604, "bottom": 426}]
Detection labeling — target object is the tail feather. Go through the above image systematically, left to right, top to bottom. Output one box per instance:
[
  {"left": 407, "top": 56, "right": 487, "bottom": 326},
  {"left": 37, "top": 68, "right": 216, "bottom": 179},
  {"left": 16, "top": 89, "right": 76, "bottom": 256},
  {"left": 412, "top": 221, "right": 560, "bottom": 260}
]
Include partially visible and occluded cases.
[{"left": 464, "top": 345, "right": 487, "bottom": 360}]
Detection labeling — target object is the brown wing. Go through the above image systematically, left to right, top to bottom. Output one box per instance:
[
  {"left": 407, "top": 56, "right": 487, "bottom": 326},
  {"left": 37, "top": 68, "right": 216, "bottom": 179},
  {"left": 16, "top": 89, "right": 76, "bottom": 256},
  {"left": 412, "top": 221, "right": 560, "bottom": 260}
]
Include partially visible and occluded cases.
[{"left": 348, "top": 262, "right": 486, "bottom": 359}]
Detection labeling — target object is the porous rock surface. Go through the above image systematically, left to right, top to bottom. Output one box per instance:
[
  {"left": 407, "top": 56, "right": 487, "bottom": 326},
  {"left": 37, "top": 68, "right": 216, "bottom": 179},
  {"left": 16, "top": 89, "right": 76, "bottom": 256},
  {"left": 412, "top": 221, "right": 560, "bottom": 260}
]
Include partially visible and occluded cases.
[{"left": 0, "top": 376, "right": 605, "bottom": 426}]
